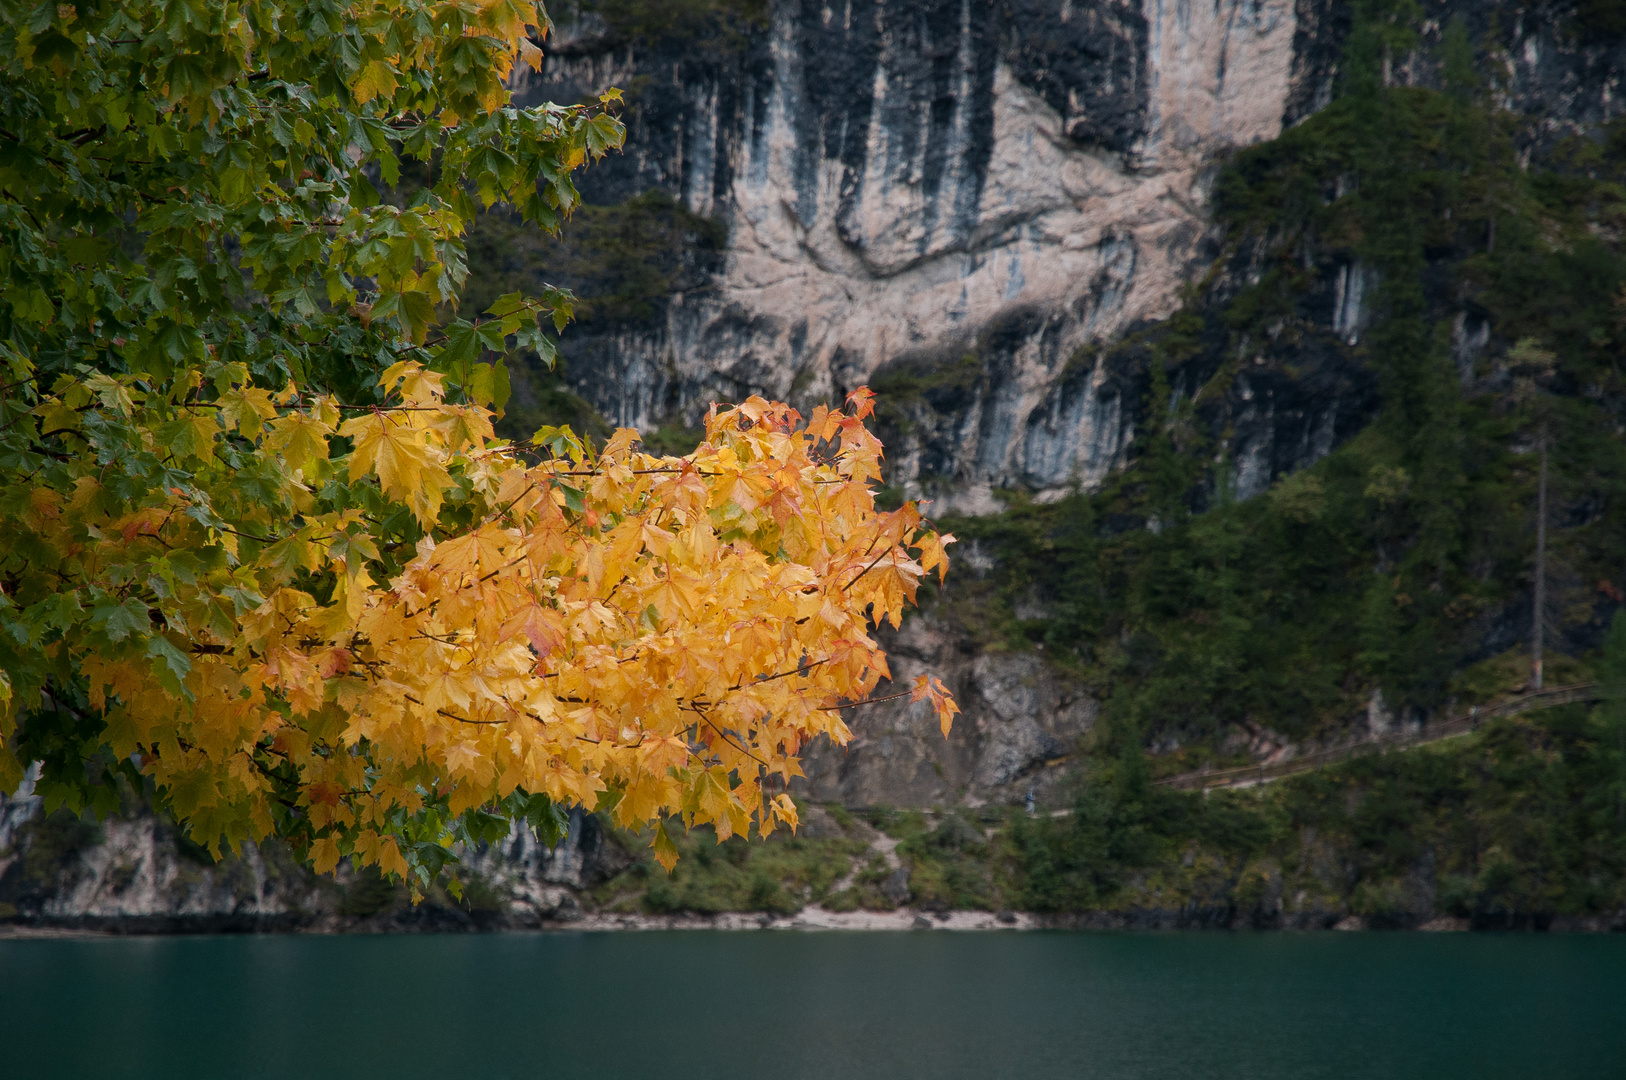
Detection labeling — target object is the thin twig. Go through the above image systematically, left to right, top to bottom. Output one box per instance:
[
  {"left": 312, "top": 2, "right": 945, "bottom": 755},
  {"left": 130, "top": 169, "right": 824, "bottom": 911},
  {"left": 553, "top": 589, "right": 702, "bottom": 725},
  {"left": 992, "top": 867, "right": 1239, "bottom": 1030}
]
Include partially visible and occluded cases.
[
  {"left": 841, "top": 545, "right": 896, "bottom": 593},
  {"left": 820, "top": 688, "right": 914, "bottom": 711},
  {"left": 688, "top": 702, "right": 772, "bottom": 768}
]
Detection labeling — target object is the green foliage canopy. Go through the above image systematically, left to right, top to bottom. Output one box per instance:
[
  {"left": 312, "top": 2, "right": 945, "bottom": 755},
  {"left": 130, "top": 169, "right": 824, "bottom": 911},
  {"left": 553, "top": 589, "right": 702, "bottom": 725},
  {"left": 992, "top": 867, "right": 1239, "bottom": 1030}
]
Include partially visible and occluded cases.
[{"left": 0, "top": 0, "right": 624, "bottom": 870}]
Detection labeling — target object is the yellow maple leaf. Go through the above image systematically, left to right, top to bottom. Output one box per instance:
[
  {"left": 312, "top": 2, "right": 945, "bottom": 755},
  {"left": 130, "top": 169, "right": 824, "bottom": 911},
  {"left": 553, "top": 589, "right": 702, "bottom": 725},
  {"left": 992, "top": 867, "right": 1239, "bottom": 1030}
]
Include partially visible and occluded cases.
[
  {"left": 517, "top": 36, "right": 542, "bottom": 72},
  {"left": 351, "top": 59, "right": 399, "bottom": 104},
  {"left": 386, "top": 361, "right": 446, "bottom": 406},
  {"left": 219, "top": 385, "right": 278, "bottom": 440},
  {"left": 36, "top": 397, "right": 81, "bottom": 436},
  {"left": 431, "top": 404, "right": 495, "bottom": 452},
  {"left": 264, "top": 410, "right": 333, "bottom": 475},
  {"left": 338, "top": 411, "right": 450, "bottom": 526},
  {"left": 430, "top": 525, "right": 511, "bottom": 578},
  {"left": 916, "top": 530, "right": 955, "bottom": 583},
  {"left": 911, "top": 674, "right": 960, "bottom": 737},
  {"left": 770, "top": 792, "right": 799, "bottom": 831},
  {"left": 651, "top": 820, "right": 680, "bottom": 873},
  {"left": 311, "top": 836, "right": 342, "bottom": 874},
  {"left": 376, "top": 836, "right": 410, "bottom": 879}
]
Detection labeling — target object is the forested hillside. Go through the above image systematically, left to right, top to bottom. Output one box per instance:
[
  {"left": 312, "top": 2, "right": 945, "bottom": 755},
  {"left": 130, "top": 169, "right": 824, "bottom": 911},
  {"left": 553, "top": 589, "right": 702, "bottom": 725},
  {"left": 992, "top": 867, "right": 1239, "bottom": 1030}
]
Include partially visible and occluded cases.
[{"left": 943, "top": 29, "right": 1626, "bottom": 765}]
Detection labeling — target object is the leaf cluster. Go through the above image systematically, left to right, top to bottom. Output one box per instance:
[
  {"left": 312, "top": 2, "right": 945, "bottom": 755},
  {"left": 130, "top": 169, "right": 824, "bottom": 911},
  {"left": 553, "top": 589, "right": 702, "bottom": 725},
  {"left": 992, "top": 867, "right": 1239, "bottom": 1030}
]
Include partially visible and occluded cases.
[
  {"left": 0, "top": 0, "right": 956, "bottom": 890},
  {"left": 3, "top": 351, "right": 956, "bottom": 889}
]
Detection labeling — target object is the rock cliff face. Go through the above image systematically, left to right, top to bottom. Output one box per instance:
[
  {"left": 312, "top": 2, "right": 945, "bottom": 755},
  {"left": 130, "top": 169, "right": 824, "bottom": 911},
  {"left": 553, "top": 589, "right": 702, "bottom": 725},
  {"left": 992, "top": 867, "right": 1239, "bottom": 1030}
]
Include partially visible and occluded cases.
[
  {"left": 519, "top": 0, "right": 1625, "bottom": 510},
  {"left": 527, "top": 0, "right": 1310, "bottom": 510},
  {"left": 795, "top": 613, "right": 1098, "bottom": 807},
  {"left": 0, "top": 768, "right": 629, "bottom": 932}
]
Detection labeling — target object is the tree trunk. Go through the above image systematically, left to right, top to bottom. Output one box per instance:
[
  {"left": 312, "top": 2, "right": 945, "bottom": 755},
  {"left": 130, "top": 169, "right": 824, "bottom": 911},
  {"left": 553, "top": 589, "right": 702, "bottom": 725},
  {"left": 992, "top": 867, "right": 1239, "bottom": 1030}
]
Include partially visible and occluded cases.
[
  {"left": 1534, "top": 427, "right": 1548, "bottom": 691},
  {"left": 1618, "top": 724, "right": 1625, "bottom": 823}
]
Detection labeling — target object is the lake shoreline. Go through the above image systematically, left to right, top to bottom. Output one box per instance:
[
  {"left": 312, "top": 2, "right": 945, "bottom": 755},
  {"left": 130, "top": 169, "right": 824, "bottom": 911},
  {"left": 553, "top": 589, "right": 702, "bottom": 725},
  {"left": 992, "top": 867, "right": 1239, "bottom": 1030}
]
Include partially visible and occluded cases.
[{"left": 4, "top": 906, "right": 1622, "bottom": 937}]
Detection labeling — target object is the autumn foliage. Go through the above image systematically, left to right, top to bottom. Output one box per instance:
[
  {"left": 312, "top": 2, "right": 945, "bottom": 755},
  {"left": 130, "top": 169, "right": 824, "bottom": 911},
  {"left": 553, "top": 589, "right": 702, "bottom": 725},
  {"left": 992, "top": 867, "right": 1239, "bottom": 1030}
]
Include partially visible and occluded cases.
[
  {"left": 0, "top": 0, "right": 955, "bottom": 889},
  {"left": 54, "top": 366, "right": 954, "bottom": 881}
]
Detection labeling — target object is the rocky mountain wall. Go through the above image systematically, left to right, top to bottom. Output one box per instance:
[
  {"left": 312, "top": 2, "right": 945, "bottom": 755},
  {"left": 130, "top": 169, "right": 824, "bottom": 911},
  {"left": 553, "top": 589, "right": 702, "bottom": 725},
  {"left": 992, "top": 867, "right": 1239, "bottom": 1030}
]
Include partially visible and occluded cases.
[
  {"left": 516, "top": 0, "right": 1626, "bottom": 510},
  {"left": 524, "top": 0, "right": 1308, "bottom": 509},
  {"left": 794, "top": 613, "right": 1099, "bottom": 807},
  {"left": 0, "top": 767, "right": 629, "bottom": 932}
]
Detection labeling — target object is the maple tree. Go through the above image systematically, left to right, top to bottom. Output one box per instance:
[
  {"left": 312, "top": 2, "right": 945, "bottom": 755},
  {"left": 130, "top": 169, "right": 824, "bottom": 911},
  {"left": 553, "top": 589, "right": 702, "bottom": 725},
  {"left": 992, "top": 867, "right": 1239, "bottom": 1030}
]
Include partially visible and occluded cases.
[{"left": 0, "top": 0, "right": 956, "bottom": 889}]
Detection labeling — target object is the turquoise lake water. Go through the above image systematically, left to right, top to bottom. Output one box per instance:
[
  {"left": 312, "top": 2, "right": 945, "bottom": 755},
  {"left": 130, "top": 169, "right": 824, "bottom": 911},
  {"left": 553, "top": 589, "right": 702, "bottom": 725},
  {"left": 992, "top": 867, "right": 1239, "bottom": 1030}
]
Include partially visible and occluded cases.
[{"left": 0, "top": 931, "right": 1621, "bottom": 1079}]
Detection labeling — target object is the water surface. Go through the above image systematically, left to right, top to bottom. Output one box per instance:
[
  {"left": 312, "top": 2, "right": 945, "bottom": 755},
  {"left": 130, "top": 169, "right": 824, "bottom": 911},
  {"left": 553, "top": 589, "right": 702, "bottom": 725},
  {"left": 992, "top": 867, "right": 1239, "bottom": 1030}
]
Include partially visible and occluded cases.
[{"left": 1, "top": 931, "right": 1620, "bottom": 1079}]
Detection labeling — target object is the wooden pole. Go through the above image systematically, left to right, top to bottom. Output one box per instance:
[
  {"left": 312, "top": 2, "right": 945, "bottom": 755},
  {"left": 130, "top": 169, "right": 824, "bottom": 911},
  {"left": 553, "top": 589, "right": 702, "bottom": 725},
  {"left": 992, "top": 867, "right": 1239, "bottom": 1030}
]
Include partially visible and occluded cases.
[{"left": 1534, "top": 426, "right": 1548, "bottom": 691}]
